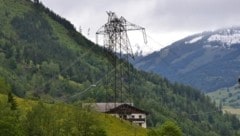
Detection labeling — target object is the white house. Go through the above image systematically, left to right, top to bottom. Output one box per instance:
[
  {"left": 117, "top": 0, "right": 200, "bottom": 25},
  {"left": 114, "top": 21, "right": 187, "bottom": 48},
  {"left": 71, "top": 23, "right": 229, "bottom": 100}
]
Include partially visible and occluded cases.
[{"left": 87, "top": 103, "right": 148, "bottom": 128}]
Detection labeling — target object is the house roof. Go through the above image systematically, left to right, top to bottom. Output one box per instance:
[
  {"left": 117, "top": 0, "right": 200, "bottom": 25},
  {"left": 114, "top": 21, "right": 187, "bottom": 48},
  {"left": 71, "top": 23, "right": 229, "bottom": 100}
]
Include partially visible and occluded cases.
[
  {"left": 83, "top": 102, "right": 133, "bottom": 113},
  {"left": 105, "top": 103, "right": 149, "bottom": 115}
]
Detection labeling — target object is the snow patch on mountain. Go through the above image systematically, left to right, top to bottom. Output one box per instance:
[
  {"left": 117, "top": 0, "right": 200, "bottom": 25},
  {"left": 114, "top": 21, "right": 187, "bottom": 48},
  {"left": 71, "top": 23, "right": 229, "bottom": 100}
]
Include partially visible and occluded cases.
[
  {"left": 208, "top": 34, "right": 240, "bottom": 46},
  {"left": 185, "top": 36, "right": 203, "bottom": 44},
  {"left": 203, "top": 44, "right": 219, "bottom": 49}
]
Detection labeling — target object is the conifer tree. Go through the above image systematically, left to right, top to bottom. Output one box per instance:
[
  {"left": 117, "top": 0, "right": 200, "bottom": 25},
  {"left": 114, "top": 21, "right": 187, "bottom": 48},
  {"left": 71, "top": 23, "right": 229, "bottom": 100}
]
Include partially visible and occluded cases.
[{"left": 8, "top": 92, "right": 17, "bottom": 110}]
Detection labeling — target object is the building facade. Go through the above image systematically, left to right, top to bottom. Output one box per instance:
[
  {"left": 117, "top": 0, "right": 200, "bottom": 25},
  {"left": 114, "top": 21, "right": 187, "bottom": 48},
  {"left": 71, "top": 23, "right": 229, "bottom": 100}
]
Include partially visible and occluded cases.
[
  {"left": 87, "top": 103, "right": 148, "bottom": 128},
  {"left": 106, "top": 104, "right": 148, "bottom": 128}
]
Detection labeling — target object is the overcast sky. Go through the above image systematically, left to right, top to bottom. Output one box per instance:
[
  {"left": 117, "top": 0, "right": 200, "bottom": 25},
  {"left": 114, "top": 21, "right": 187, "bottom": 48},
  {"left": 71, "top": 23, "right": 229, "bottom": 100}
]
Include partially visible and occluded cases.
[{"left": 40, "top": 0, "right": 240, "bottom": 54}]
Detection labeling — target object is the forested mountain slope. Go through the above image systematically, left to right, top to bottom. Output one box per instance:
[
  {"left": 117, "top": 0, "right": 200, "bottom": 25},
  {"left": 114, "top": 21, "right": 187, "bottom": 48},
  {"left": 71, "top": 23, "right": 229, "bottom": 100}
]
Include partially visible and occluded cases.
[
  {"left": 0, "top": 0, "right": 240, "bottom": 135},
  {"left": 134, "top": 27, "right": 240, "bottom": 92}
]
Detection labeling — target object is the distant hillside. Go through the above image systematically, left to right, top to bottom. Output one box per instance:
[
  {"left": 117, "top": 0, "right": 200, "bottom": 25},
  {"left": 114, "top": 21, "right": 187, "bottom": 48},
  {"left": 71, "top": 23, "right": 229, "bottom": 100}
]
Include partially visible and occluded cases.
[
  {"left": 1, "top": 0, "right": 240, "bottom": 135},
  {"left": 134, "top": 27, "right": 240, "bottom": 92},
  {"left": 207, "top": 84, "right": 240, "bottom": 119},
  {"left": 208, "top": 84, "right": 240, "bottom": 108}
]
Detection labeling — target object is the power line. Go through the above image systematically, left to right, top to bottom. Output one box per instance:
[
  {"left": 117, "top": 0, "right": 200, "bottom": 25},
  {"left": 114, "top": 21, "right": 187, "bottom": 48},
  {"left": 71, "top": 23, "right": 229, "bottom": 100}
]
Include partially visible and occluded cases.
[
  {"left": 96, "top": 11, "right": 147, "bottom": 106},
  {"left": 133, "top": 34, "right": 180, "bottom": 76},
  {"left": 138, "top": 34, "right": 227, "bottom": 117},
  {"left": 145, "top": 34, "right": 232, "bottom": 92},
  {"left": 34, "top": 38, "right": 100, "bottom": 95},
  {"left": 69, "top": 62, "right": 125, "bottom": 101},
  {"left": 187, "top": 110, "right": 220, "bottom": 116}
]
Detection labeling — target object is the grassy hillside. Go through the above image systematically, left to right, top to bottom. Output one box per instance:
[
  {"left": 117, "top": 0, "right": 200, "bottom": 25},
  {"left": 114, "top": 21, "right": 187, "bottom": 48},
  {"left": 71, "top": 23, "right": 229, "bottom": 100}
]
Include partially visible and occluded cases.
[
  {"left": 0, "top": 0, "right": 240, "bottom": 135},
  {"left": 208, "top": 84, "right": 240, "bottom": 118},
  {"left": 208, "top": 84, "right": 240, "bottom": 107},
  {"left": 0, "top": 93, "right": 147, "bottom": 136},
  {"left": 222, "top": 106, "right": 240, "bottom": 118}
]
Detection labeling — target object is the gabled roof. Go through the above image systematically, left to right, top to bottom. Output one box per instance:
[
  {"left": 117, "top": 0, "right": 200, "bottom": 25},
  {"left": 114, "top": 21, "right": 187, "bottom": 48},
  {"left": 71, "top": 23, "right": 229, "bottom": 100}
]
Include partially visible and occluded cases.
[
  {"left": 83, "top": 103, "right": 133, "bottom": 112},
  {"left": 105, "top": 103, "right": 148, "bottom": 115}
]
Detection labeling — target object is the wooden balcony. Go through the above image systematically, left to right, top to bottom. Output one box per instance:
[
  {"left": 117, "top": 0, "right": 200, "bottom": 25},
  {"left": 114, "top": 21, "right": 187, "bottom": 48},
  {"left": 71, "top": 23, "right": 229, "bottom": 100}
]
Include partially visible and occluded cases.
[{"left": 126, "top": 118, "right": 145, "bottom": 122}]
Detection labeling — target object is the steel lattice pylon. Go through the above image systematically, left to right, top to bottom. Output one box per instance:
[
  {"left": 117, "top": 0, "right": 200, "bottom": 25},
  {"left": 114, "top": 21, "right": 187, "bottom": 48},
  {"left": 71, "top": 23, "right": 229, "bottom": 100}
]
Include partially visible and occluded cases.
[{"left": 96, "top": 11, "right": 147, "bottom": 106}]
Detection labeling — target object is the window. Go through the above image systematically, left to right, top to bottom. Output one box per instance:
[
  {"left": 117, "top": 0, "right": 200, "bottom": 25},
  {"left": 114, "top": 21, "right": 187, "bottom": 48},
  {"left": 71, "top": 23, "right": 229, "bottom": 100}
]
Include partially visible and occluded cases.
[
  {"left": 132, "top": 115, "right": 135, "bottom": 118},
  {"left": 139, "top": 115, "right": 142, "bottom": 119}
]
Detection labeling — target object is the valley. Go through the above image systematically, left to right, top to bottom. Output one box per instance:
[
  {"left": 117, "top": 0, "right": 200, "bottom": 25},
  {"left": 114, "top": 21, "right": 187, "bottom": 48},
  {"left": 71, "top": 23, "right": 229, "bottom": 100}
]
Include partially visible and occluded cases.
[
  {"left": 0, "top": 0, "right": 240, "bottom": 136},
  {"left": 134, "top": 27, "right": 240, "bottom": 92}
]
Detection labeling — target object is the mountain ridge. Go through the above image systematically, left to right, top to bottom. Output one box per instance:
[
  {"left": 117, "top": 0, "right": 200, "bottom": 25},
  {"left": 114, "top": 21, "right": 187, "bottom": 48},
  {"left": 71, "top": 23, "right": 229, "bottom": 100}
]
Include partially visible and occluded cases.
[
  {"left": 1, "top": 0, "right": 240, "bottom": 135},
  {"left": 134, "top": 26, "right": 240, "bottom": 92}
]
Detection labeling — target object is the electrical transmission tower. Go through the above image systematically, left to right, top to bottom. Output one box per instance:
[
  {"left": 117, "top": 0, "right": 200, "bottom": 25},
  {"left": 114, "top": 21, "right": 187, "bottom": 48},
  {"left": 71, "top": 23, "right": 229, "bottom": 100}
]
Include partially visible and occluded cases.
[{"left": 96, "top": 11, "right": 147, "bottom": 106}]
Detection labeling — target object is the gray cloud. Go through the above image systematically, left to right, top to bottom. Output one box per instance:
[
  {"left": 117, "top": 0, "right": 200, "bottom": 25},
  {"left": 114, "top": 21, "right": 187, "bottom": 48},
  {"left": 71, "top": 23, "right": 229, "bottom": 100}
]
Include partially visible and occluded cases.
[
  {"left": 40, "top": 0, "right": 240, "bottom": 50},
  {"left": 152, "top": 0, "right": 240, "bottom": 31}
]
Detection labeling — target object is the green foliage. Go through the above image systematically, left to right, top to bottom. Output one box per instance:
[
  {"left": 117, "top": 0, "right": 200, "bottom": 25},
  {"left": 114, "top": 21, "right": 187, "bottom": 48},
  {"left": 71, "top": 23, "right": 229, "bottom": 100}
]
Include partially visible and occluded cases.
[
  {"left": 0, "top": 0, "right": 240, "bottom": 136},
  {"left": 40, "top": 61, "right": 60, "bottom": 77},
  {"left": 134, "top": 72, "right": 240, "bottom": 135},
  {"left": 0, "top": 77, "right": 11, "bottom": 94},
  {"left": 208, "top": 85, "right": 240, "bottom": 108},
  {"left": 8, "top": 92, "right": 17, "bottom": 110},
  {"left": 0, "top": 94, "right": 147, "bottom": 136},
  {"left": 0, "top": 100, "right": 24, "bottom": 136},
  {"left": 23, "top": 102, "right": 107, "bottom": 136},
  {"left": 148, "top": 121, "right": 182, "bottom": 136},
  {"left": 158, "top": 121, "right": 182, "bottom": 136},
  {"left": 147, "top": 129, "right": 158, "bottom": 136}
]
